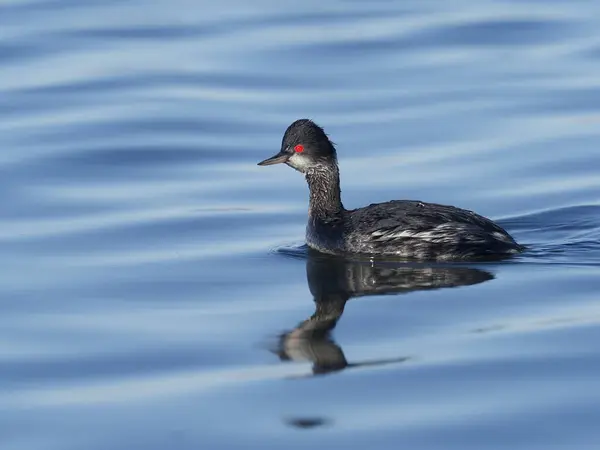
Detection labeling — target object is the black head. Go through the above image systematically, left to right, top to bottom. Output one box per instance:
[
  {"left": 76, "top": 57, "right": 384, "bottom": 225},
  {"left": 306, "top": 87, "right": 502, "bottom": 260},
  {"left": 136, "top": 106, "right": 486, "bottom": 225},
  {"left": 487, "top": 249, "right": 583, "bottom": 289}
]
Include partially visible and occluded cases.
[{"left": 258, "top": 119, "right": 337, "bottom": 173}]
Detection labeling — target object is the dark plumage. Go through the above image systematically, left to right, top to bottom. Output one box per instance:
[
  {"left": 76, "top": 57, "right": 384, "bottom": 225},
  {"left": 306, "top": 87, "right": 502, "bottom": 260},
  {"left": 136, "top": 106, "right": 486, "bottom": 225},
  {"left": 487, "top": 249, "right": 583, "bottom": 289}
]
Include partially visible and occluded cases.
[{"left": 258, "top": 119, "right": 524, "bottom": 261}]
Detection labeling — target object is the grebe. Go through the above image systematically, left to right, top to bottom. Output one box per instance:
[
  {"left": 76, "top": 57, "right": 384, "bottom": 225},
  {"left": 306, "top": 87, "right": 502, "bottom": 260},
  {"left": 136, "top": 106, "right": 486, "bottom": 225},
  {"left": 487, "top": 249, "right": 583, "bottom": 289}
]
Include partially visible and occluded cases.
[{"left": 258, "top": 119, "right": 523, "bottom": 260}]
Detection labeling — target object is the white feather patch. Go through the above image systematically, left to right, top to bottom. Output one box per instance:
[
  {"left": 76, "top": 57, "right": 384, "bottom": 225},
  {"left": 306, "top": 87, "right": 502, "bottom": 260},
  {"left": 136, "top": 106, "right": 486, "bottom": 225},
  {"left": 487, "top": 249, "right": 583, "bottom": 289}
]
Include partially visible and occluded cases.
[{"left": 287, "top": 153, "right": 312, "bottom": 172}]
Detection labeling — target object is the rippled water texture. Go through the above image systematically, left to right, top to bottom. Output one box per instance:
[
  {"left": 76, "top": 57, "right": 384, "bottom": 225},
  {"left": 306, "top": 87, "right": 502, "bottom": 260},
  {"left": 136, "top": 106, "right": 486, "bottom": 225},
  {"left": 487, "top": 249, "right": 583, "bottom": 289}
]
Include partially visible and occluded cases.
[{"left": 2, "top": 0, "right": 600, "bottom": 449}]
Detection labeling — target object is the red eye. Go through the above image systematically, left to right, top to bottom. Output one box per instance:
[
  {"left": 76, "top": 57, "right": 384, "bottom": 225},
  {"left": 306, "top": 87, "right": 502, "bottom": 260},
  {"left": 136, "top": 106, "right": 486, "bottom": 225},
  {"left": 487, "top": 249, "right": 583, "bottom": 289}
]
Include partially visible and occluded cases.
[{"left": 294, "top": 144, "right": 304, "bottom": 153}]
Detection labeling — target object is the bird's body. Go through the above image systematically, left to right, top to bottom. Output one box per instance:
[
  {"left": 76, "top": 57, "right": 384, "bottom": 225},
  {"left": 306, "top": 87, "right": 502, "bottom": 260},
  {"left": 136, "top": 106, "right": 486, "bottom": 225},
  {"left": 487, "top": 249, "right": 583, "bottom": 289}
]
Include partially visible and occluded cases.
[
  {"left": 259, "top": 119, "right": 523, "bottom": 261},
  {"left": 307, "top": 199, "right": 521, "bottom": 260}
]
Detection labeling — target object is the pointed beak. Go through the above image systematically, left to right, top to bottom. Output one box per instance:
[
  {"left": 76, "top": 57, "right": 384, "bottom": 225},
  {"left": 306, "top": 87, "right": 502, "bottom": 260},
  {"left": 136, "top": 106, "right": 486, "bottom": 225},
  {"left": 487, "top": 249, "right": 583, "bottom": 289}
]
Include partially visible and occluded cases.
[{"left": 257, "top": 151, "right": 290, "bottom": 166}]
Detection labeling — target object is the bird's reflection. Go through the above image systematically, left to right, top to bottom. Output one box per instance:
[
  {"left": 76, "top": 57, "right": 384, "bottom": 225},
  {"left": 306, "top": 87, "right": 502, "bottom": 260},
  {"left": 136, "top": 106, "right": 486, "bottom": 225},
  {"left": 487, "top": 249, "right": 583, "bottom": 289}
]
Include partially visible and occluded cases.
[{"left": 275, "top": 249, "right": 494, "bottom": 376}]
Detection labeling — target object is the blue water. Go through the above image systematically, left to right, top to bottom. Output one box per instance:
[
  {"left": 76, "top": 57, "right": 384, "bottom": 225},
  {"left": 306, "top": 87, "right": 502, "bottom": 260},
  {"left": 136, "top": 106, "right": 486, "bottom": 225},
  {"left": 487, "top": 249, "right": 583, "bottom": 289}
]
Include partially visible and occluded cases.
[{"left": 2, "top": 0, "right": 600, "bottom": 449}]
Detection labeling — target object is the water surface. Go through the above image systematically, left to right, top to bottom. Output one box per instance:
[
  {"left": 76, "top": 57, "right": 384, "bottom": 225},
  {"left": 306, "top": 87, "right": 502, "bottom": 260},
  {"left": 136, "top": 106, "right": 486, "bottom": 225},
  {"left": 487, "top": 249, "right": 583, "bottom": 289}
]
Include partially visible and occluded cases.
[{"left": 2, "top": 0, "right": 600, "bottom": 449}]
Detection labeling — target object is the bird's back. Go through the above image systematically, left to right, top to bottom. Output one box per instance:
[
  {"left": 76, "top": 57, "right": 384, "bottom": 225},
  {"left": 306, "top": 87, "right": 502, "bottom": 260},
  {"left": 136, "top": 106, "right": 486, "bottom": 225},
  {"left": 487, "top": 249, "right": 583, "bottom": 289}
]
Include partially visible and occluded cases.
[{"left": 344, "top": 200, "right": 522, "bottom": 260}]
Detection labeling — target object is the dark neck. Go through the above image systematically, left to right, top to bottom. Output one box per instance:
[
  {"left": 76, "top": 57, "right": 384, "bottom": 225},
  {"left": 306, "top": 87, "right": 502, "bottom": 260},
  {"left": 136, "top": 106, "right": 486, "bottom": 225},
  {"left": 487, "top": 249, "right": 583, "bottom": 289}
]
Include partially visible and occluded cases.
[{"left": 305, "top": 162, "right": 344, "bottom": 219}]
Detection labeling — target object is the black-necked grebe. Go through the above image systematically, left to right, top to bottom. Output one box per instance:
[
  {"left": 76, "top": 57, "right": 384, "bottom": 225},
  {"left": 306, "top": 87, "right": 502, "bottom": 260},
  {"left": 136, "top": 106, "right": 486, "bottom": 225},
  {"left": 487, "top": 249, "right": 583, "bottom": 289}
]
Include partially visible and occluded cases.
[{"left": 258, "top": 119, "right": 523, "bottom": 261}]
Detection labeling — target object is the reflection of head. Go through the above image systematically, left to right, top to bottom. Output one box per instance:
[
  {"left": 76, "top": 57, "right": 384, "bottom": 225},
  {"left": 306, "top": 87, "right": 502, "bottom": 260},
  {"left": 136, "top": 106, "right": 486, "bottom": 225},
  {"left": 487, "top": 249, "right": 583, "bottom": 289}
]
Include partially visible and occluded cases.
[{"left": 275, "top": 251, "right": 494, "bottom": 375}]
